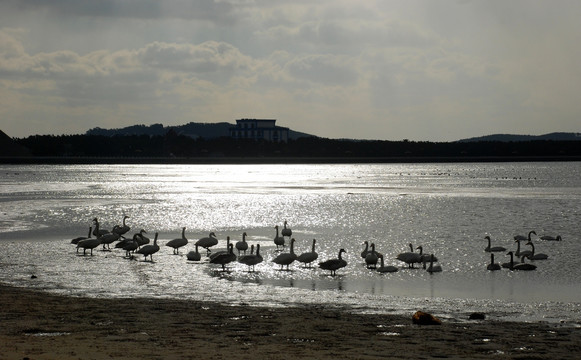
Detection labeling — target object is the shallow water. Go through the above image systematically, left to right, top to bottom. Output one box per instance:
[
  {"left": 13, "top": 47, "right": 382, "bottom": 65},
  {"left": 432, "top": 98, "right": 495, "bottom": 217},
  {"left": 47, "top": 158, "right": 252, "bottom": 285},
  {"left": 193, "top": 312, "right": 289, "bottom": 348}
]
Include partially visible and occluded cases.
[{"left": 1, "top": 162, "right": 580, "bottom": 324}]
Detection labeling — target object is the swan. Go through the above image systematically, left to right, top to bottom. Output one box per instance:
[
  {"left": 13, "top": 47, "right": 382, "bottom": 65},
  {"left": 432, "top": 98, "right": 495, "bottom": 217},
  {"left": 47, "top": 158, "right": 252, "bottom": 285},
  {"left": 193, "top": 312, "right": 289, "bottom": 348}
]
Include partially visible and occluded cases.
[
  {"left": 112, "top": 215, "right": 130, "bottom": 236},
  {"left": 92, "top": 218, "right": 110, "bottom": 237},
  {"left": 281, "top": 220, "right": 292, "bottom": 238},
  {"left": 273, "top": 225, "right": 285, "bottom": 250},
  {"left": 98, "top": 226, "right": 122, "bottom": 250},
  {"left": 71, "top": 227, "right": 92, "bottom": 245},
  {"left": 166, "top": 227, "right": 188, "bottom": 255},
  {"left": 115, "top": 229, "right": 146, "bottom": 250},
  {"left": 135, "top": 229, "right": 149, "bottom": 247},
  {"left": 514, "top": 230, "right": 536, "bottom": 241},
  {"left": 136, "top": 232, "right": 160, "bottom": 261},
  {"left": 196, "top": 232, "right": 218, "bottom": 256},
  {"left": 235, "top": 232, "right": 249, "bottom": 255},
  {"left": 122, "top": 234, "right": 140, "bottom": 258},
  {"left": 540, "top": 235, "right": 562, "bottom": 241},
  {"left": 209, "top": 236, "right": 231, "bottom": 261},
  {"left": 484, "top": 236, "right": 506, "bottom": 252},
  {"left": 76, "top": 237, "right": 102, "bottom": 256},
  {"left": 273, "top": 238, "right": 298, "bottom": 270},
  {"left": 297, "top": 239, "right": 318, "bottom": 268},
  {"left": 514, "top": 239, "right": 533, "bottom": 258},
  {"left": 361, "top": 241, "right": 384, "bottom": 259},
  {"left": 361, "top": 241, "right": 371, "bottom": 259},
  {"left": 525, "top": 241, "right": 548, "bottom": 260},
  {"left": 209, "top": 243, "right": 236, "bottom": 271},
  {"left": 365, "top": 243, "right": 379, "bottom": 269},
  {"left": 396, "top": 243, "right": 422, "bottom": 268},
  {"left": 238, "top": 244, "right": 255, "bottom": 264},
  {"left": 239, "top": 244, "right": 264, "bottom": 271},
  {"left": 186, "top": 245, "right": 202, "bottom": 261},
  {"left": 416, "top": 245, "right": 437, "bottom": 262},
  {"left": 319, "top": 249, "right": 347, "bottom": 276},
  {"left": 501, "top": 251, "right": 515, "bottom": 269},
  {"left": 487, "top": 253, "right": 501, "bottom": 271},
  {"left": 376, "top": 254, "right": 398, "bottom": 273},
  {"left": 424, "top": 254, "right": 442, "bottom": 273},
  {"left": 514, "top": 255, "right": 537, "bottom": 271}
]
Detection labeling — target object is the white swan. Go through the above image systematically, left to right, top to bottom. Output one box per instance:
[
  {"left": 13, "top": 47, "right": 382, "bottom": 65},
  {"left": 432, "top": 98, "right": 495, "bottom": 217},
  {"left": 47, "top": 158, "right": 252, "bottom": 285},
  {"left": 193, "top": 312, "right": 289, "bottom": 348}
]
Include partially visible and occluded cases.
[
  {"left": 112, "top": 215, "right": 130, "bottom": 236},
  {"left": 92, "top": 218, "right": 110, "bottom": 237},
  {"left": 281, "top": 220, "right": 292, "bottom": 238},
  {"left": 273, "top": 225, "right": 285, "bottom": 250},
  {"left": 98, "top": 226, "right": 122, "bottom": 250},
  {"left": 71, "top": 227, "right": 92, "bottom": 245},
  {"left": 166, "top": 227, "right": 188, "bottom": 255},
  {"left": 135, "top": 229, "right": 149, "bottom": 247},
  {"left": 514, "top": 230, "right": 536, "bottom": 241},
  {"left": 196, "top": 232, "right": 219, "bottom": 256},
  {"left": 235, "top": 232, "right": 249, "bottom": 255},
  {"left": 136, "top": 233, "right": 160, "bottom": 261},
  {"left": 122, "top": 234, "right": 140, "bottom": 258},
  {"left": 540, "top": 235, "right": 562, "bottom": 241},
  {"left": 209, "top": 236, "right": 231, "bottom": 261},
  {"left": 484, "top": 236, "right": 506, "bottom": 252},
  {"left": 76, "top": 237, "right": 102, "bottom": 256},
  {"left": 272, "top": 238, "right": 297, "bottom": 270},
  {"left": 297, "top": 239, "right": 319, "bottom": 268},
  {"left": 514, "top": 239, "right": 533, "bottom": 258},
  {"left": 361, "top": 240, "right": 384, "bottom": 259},
  {"left": 361, "top": 241, "right": 371, "bottom": 259},
  {"left": 525, "top": 241, "right": 548, "bottom": 260},
  {"left": 209, "top": 243, "right": 236, "bottom": 271},
  {"left": 365, "top": 243, "right": 379, "bottom": 269},
  {"left": 396, "top": 243, "right": 422, "bottom": 268},
  {"left": 238, "top": 244, "right": 254, "bottom": 263},
  {"left": 239, "top": 244, "right": 264, "bottom": 271},
  {"left": 186, "top": 245, "right": 202, "bottom": 261},
  {"left": 416, "top": 245, "right": 437, "bottom": 262},
  {"left": 319, "top": 249, "right": 347, "bottom": 276},
  {"left": 501, "top": 251, "right": 515, "bottom": 269},
  {"left": 487, "top": 253, "right": 501, "bottom": 271},
  {"left": 376, "top": 254, "right": 398, "bottom": 273},
  {"left": 424, "top": 254, "right": 442, "bottom": 273},
  {"left": 514, "top": 255, "right": 537, "bottom": 271}
]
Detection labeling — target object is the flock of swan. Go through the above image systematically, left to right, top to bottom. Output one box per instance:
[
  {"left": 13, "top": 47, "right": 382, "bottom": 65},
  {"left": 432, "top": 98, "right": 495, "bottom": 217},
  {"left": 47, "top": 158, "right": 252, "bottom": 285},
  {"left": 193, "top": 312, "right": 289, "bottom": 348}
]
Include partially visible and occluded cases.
[
  {"left": 72, "top": 217, "right": 560, "bottom": 276},
  {"left": 72, "top": 218, "right": 348, "bottom": 276},
  {"left": 484, "top": 230, "right": 558, "bottom": 272}
]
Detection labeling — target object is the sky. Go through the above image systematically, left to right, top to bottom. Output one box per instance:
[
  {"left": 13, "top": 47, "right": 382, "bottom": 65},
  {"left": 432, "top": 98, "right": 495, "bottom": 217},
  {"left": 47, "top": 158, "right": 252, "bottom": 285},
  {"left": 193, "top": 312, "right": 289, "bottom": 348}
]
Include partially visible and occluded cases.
[{"left": 0, "top": 0, "right": 580, "bottom": 141}]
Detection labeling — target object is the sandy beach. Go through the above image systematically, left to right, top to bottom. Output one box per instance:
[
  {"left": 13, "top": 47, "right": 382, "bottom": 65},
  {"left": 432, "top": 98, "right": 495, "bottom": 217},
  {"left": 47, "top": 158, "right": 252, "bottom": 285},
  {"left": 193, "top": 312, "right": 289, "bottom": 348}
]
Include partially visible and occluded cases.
[{"left": 0, "top": 285, "right": 579, "bottom": 359}]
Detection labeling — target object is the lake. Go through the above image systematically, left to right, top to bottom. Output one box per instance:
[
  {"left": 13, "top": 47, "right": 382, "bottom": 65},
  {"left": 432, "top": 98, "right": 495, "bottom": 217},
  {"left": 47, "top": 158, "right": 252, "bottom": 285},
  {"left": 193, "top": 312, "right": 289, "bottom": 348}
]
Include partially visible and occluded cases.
[{"left": 1, "top": 162, "right": 580, "bottom": 324}]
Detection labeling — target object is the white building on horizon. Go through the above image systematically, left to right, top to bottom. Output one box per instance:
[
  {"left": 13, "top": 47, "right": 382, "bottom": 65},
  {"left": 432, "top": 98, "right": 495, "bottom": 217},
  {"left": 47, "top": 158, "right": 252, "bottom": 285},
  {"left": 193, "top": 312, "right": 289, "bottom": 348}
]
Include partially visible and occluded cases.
[{"left": 229, "top": 119, "right": 289, "bottom": 142}]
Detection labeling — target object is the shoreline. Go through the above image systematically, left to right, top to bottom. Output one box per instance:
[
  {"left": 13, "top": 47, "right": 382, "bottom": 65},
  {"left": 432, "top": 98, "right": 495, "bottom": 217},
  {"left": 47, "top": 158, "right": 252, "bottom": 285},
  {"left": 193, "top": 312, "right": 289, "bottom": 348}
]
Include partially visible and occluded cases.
[
  {"left": 2, "top": 155, "right": 581, "bottom": 164},
  {"left": 1, "top": 284, "right": 580, "bottom": 359}
]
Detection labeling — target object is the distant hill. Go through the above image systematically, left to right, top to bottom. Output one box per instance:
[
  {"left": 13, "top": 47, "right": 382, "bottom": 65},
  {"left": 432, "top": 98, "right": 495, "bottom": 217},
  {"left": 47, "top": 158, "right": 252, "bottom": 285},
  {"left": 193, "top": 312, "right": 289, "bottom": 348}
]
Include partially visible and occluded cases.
[
  {"left": 86, "top": 122, "right": 315, "bottom": 140},
  {"left": 0, "top": 130, "right": 30, "bottom": 156},
  {"left": 457, "top": 132, "right": 581, "bottom": 142}
]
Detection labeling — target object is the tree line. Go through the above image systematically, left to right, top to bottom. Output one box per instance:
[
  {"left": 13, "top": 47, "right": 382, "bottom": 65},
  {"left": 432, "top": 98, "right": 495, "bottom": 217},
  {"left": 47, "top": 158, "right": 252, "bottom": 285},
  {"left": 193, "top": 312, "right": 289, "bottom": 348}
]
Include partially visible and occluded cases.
[{"left": 11, "top": 131, "right": 581, "bottom": 163}]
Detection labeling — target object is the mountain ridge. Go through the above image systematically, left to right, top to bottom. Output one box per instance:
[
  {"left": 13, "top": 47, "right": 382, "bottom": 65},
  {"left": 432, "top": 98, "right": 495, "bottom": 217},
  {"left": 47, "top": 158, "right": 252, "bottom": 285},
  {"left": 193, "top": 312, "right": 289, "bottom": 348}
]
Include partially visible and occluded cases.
[
  {"left": 86, "top": 122, "right": 314, "bottom": 140},
  {"left": 86, "top": 123, "right": 581, "bottom": 142},
  {"left": 456, "top": 132, "right": 581, "bottom": 142}
]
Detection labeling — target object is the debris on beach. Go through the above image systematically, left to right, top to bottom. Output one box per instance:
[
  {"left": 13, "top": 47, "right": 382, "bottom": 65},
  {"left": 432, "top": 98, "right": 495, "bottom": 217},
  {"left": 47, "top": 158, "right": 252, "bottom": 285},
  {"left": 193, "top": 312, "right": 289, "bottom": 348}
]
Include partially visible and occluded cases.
[{"left": 412, "top": 311, "right": 441, "bottom": 325}]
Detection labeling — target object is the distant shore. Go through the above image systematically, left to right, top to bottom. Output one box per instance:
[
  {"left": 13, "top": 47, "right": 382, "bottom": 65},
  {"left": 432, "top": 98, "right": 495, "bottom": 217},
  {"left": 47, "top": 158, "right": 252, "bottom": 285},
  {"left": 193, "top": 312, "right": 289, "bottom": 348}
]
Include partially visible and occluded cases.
[
  {"left": 2, "top": 155, "right": 581, "bottom": 165},
  {"left": 1, "top": 284, "right": 580, "bottom": 359}
]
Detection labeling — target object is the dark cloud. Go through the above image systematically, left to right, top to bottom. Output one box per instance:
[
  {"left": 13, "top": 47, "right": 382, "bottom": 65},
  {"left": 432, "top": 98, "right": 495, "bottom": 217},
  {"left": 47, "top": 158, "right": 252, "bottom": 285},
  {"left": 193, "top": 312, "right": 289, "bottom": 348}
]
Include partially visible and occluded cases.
[{"left": 7, "top": 0, "right": 236, "bottom": 23}]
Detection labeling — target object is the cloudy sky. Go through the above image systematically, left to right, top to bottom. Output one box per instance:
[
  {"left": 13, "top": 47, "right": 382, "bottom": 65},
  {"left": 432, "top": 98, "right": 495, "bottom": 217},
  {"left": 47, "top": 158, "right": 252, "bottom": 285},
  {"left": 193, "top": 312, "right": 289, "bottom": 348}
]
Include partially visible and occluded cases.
[{"left": 1, "top": 0, "right": 579, "bottom": 141}]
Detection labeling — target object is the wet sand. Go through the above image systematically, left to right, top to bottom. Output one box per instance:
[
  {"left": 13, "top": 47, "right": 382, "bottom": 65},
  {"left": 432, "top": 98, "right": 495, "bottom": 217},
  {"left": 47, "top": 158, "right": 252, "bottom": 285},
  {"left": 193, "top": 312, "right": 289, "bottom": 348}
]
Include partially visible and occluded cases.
[{"left": 1, "top": 284, "right": 580, "bottom": 359}]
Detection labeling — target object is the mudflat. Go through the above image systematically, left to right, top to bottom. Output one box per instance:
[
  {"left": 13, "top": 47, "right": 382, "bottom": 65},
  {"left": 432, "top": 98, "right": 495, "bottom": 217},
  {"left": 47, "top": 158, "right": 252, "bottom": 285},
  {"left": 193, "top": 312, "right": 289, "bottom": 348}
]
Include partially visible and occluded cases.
[{"left": 0, "top": 284, "right": 579, "bottom": 359}]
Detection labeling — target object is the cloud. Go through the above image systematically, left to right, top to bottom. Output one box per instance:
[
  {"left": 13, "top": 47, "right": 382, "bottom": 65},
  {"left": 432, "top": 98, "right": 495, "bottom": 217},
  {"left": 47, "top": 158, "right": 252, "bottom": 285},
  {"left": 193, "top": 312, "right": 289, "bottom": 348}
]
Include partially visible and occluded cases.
[
  {"left": 7, "top": 0, "right": 236, "bottom": 23},
  {"left": 1, "top": 1, "right": 581, "bottom": 140}
]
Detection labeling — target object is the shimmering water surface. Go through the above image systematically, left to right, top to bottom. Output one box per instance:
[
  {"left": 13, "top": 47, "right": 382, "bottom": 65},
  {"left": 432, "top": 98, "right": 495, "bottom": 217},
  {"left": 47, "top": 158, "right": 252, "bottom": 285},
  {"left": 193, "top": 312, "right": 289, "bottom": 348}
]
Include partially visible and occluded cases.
[{"left": 1, "top": 162, "right": 580, "bottom": 324}]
